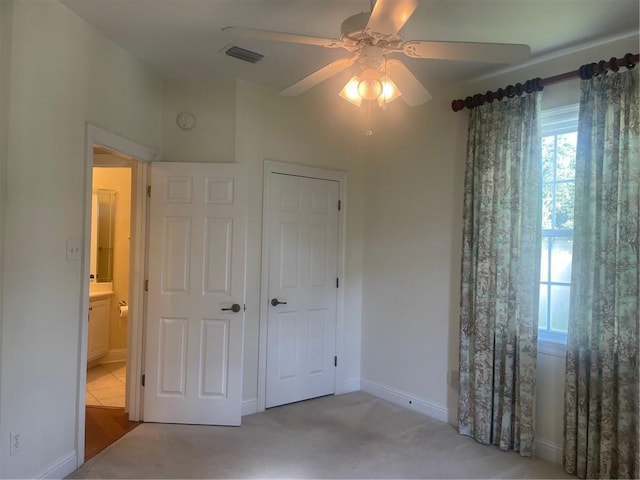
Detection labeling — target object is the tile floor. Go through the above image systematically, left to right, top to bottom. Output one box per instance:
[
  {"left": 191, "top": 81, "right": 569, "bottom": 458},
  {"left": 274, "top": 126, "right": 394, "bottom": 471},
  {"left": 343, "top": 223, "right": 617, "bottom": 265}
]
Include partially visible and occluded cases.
[{"left": 86, "top": 361, "right": 126, "bottom": 408}]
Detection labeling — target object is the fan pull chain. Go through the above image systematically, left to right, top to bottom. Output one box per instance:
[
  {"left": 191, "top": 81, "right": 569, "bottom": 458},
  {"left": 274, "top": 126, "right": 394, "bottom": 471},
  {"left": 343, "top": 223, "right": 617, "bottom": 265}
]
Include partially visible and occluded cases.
[
  {"left": 382, "top": 56, "right": 388, "bottom": 110},
  {"left": 365, "top": 101, "right": 373, "bottom": 136}
]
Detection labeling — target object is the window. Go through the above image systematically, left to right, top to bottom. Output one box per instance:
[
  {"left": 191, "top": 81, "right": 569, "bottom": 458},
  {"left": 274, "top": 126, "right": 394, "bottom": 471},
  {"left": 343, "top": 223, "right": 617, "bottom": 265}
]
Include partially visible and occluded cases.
[{"left": 538, "top": 105, "right": 578, "bottom": 346}]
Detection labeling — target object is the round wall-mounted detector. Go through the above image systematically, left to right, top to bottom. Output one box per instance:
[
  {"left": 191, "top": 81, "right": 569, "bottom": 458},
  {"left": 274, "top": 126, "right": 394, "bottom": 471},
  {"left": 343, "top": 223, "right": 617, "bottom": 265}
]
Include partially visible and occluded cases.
[{"left": 176, "top": 112, "right": 196, "bottom": 130}]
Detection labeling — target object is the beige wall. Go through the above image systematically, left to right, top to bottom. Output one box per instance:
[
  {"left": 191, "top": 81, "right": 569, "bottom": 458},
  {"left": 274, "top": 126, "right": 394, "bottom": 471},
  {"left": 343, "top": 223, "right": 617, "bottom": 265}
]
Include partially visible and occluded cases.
[
  {"left": 0, "top": 0, "right": 162, "bottom": 476},
  {"left": 1, "top": 0, "right": 636, "bottom": 476},
  {"left": 0, "top": 1, "right": 12, "bottom": 453},
  {"left": 359, "top": 33, "right": 639, "bottom": 462},
  {"left": 161, "top": 78, "right": 367, "bottom": 405},
  {"left": 162, "top": 80, "right": 237, "bottom": 163},
  {"left": 235, "top": 81, "right": 367, "bottom": 401},
  {"left": 360, "top": 90, "right": 466, "bottom": 421},
  {"left": 92, "top": 167, "right": 131, "bottom": 352}
]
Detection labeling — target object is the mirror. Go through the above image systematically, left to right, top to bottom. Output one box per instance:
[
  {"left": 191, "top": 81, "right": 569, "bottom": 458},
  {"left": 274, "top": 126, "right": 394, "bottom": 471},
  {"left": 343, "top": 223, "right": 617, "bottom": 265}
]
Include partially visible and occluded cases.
[{"left": 90, "top": 189, "right": 116, "bottom": 283}]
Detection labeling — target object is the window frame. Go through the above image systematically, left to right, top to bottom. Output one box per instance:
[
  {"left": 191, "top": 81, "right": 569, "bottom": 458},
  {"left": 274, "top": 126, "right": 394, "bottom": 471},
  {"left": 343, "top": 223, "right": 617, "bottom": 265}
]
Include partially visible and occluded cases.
[{"left": 537, "top": 104, "right": 579, "bottom": 356}]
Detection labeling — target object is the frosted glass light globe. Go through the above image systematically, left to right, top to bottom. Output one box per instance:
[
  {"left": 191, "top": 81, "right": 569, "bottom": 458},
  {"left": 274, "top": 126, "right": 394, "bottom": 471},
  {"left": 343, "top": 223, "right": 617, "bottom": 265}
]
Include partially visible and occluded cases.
[{"left": 357, "top": 68, "right": 383, "bottom": 100}]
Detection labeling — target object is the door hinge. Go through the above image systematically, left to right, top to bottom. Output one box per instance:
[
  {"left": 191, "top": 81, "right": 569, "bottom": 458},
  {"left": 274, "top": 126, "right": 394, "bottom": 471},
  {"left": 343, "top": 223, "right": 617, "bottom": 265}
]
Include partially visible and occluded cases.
[
  {"left": 147, "top": 185, "right": 151, "bottom": 198},
  {"left": 338, "top": 200, "right": 341, "bottom": 211},
  {"left": 336, "top": 277, "right": 339, "bottom": 288},
  {"left": 144, "top": 279, "right": 149, "bottom": 292},
  {"left": 334, "top": 356, "right": 337, "bottom": 367},
  {"left": 141, "top": 374, "right": 146, "bottom": 387}
]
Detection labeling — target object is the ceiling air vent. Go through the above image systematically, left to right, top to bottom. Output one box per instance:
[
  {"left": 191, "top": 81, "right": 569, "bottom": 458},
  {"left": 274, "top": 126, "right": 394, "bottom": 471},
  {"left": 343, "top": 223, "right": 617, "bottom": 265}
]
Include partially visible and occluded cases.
[{"left": 225, "top": 46, "right": 264, "bottom": 64}]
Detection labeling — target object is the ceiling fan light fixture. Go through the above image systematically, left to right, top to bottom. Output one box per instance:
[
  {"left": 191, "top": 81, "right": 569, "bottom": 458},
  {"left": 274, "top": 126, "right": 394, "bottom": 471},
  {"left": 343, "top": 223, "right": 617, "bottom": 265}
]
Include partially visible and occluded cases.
[
  {"left": 357, "top": 67, "right": 383, "bottom": 100},
  {"left": 339, "top": 70, "right": 402, "bottom": 107},
  {"left": 339, "top": 75, "right": 363, "bottom": 106},
  {"left": 378, "top": 78, "right": 402, "bottom": 106}
]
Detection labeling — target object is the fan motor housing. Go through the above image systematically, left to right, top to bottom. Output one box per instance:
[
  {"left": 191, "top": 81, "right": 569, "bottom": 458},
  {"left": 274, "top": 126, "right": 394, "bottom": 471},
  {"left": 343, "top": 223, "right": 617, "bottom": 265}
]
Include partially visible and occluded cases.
[
  {"left": 340, "top": 11, "right": 404, "bottom": 48},
  {"left": 340, "top": 12, "right": 370, "bottom": 44}
]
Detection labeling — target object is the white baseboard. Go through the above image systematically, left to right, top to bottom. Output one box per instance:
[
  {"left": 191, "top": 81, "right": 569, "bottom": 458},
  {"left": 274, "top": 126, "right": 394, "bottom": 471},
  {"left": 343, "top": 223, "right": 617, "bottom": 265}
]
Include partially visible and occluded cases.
[
  {"left": 99, "top": 348, "right": 127, "bottom": 364},
  {"left": 340, "top": 378, "right": 360, "bottom": 394},
  {"left": 361, "top": 379, "right": 454, "bottom": 425},
  {"left": 361, "top": 380, "right": 560, "bottom": 465},
  {"left": 242, "top": 398, "right": 258, "bottom": 416},
  {"left": 536, "top": 437, "right": 562, "bottom": 464},
  {"left": 37, "top": 450, "right": 77, "bottom": 479}
]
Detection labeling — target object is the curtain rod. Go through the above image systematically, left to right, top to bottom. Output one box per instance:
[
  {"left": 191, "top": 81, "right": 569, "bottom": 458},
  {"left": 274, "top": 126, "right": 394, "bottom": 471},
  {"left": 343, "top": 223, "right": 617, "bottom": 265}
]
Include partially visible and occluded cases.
[{"left": 451, "top": 52, "right": 639, "bottom": 112}]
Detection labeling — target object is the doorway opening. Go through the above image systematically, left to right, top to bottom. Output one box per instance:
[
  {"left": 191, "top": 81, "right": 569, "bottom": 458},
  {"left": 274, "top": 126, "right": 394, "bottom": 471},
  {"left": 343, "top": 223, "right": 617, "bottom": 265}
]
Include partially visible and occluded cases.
[
  {"left": 77, "top": 124, "right": 156, "bottom": 468},
  {"left": 85, "top": 148, "right": 137, "bottom": 460}
]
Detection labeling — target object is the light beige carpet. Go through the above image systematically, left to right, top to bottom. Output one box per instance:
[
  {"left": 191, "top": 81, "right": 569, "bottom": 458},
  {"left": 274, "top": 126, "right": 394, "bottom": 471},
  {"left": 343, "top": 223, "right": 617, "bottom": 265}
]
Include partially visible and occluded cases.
[{"left": 70, "top": 391, "right": 572, "bottom": 479}]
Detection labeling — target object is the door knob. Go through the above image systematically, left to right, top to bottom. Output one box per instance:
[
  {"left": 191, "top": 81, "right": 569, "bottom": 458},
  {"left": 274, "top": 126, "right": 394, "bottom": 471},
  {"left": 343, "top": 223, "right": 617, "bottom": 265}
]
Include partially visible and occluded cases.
[
  {"left": 271, "top": 298, "right": 287, "bottom": 306},
  {"left": 221, "top": 303, "right": 241, "bottom": 313}
]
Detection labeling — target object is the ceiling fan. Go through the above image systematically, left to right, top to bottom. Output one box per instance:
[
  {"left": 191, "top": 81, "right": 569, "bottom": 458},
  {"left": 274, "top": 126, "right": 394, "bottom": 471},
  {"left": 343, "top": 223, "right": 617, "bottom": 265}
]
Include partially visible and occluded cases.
[{"left": 223, "top": 0, "right": 530, "bottom": 107}]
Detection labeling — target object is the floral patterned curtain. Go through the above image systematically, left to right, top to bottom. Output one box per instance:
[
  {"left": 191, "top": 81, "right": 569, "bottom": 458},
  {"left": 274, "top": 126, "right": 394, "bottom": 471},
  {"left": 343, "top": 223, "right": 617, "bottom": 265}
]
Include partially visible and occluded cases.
[
  {"left": 563, "top": 68, "right": 639, "bottom": 479},
  {"left": 458, "top": 92, "right": 541, "bottom": 456}
]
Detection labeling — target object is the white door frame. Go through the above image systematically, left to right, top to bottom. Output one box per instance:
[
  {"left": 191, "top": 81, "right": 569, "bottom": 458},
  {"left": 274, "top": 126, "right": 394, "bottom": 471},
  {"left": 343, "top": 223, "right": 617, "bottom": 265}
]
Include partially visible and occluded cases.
[
  {"left": 76, "top": 124, "right": 157, "bottom": 467},
  {"left": 257, "top": 160, "right": 347, "bottom": 412}
]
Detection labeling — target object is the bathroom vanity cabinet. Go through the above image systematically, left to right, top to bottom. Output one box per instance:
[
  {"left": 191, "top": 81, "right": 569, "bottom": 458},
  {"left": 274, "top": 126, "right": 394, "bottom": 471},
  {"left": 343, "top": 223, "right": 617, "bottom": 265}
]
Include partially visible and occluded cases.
[{"left": 88, "top": 297, "right": 110, "bottom": 362}]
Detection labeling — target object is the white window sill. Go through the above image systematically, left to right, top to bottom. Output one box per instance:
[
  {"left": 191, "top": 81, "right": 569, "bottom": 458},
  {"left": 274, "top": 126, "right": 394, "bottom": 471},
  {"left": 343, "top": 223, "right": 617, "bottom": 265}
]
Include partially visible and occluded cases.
[{"left": 538, "top": 339, "right": 567, "bottom": 358}]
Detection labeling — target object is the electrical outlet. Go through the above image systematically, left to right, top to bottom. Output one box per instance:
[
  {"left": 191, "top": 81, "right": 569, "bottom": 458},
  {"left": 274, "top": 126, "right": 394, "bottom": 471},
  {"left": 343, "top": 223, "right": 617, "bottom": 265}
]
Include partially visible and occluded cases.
[
  {"left": 448, "top": 370, "right": 460, "bottom": 389},
  {"left": 10, "top": 431, "right": 20, "bottom": 456}
]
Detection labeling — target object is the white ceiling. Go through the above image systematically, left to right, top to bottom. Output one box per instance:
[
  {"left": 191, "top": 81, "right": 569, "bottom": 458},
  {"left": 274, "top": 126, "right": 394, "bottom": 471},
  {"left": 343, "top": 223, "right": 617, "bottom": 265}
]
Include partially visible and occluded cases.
[{"left": 61, "top": 0, "right": 639, "bottom": 96}]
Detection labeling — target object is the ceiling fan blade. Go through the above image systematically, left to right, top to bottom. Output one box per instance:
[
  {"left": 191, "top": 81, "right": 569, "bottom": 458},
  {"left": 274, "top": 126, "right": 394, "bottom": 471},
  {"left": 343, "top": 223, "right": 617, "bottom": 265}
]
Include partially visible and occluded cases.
[
  {"left": 366, "top": 0, "right": 418, "bottom": 37},
  {"left": 222, "top": 26, "right": 344, "bottom": 49},
  {"left": 403, "top": 40, "right": 531, "bottom": 64},
  {"left": 279, "top": 57, "right": 357, "bottom": 97},
  {"left": 386, "top": 59, "right": 432, "bottom": 106}
]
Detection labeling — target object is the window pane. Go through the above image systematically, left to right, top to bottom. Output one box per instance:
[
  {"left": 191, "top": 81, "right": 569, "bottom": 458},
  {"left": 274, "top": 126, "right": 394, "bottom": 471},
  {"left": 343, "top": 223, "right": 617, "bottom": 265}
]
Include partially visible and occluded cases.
[
  {"left": 538, "top": 111, "right": 577, "bottom": 343},
  {"left": 556, "top": 133, "right": 577, "bottom": 180},
  {"left": 542, "top": 136, "right": 555, "bottom": 182},
  {"left": 554, "top": 182, "right": 575, "bottom": 229},
  {"left": 542, "top": 184, "right": 553, "bottom": 229},
  {"left": 540, "top": 237, "right": 549, "bottom": 281},
  {"left": 550, "top": 238, "right": 572, "bottom": 283},
  {"left": 539, "top": 284, "right": 548, "bottom": 329},
  {"left": 550, "top": 285, "right": 570, "bottom": 333}
]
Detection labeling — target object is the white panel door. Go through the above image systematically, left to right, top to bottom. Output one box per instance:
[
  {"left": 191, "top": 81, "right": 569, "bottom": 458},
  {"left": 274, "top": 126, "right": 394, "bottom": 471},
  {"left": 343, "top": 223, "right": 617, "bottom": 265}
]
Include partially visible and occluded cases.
[
  {"left": 144, "top": 163, "right": 246, "bottom": 425},
  {"left": 266, "top": 173, "right": 339, "bottom": 408}
]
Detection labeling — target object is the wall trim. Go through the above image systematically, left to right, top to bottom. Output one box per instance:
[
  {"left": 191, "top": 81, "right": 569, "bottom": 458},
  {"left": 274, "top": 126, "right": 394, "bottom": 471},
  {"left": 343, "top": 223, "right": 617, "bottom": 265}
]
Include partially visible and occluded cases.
[
  {"left": 464, "top": 29, "right": 639, "bottom": 84},
  {"left": 77, "top": 124, "right": 157, "bottom": 468},
  {"left": 538, "top": 339, "right": 567, "bottom": 358},
  {"left": 99, "top": 348, "right": 127, "bottom": 364},
  {"left": 340, "top": 378, "right": 361, "bottom": 394},
  {"left": 361, "top": 379, "right": 455, "bottom": 426},
  {"left": 362, "top": 380, "right": 561, "bottom": 464},
  {"left": 242, "top": 398, "right": 258, "bottom": 417},
  {"left": 535, "top": 437, "right": 563, "bottom": 464},
  {"left": 36, "top": 450, "right": 77, "bottom": 479}
]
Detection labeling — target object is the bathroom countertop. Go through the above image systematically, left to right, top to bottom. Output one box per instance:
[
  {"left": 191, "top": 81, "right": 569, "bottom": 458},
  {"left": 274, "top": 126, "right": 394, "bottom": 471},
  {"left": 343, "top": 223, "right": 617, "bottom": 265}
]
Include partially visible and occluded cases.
[
  {"left": 89, "top": 281, "right": 114, "bottom": 300},
  {"left": 89, "top": 291, "right": 114, "bottom": 300}
]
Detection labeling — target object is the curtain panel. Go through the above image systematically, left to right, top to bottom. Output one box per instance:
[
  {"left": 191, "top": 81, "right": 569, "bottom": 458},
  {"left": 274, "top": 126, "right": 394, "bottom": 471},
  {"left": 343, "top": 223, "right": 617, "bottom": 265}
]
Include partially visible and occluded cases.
[
  {"left": 563, "top": 68, "right": 639, "bottom": 479},
  {"left": 458, "top": 92, "right": 541, "bottom": 456}
]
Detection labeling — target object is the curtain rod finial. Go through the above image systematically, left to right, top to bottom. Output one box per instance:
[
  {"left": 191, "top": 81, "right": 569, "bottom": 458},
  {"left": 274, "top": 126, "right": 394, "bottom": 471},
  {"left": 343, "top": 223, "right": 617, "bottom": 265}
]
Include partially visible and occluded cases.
[{"left": 451, "top": 99, "right": 466, "bottom": 112}]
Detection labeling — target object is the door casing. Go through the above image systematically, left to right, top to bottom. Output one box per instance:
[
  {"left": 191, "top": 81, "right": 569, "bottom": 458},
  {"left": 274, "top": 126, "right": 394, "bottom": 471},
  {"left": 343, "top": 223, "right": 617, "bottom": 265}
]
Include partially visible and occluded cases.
[
  {"left": 76, "top": 124, "right": 157, "bottom": 468},
  {"left": 258, "top": 160, "right": 347, "bottom": 412}
]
